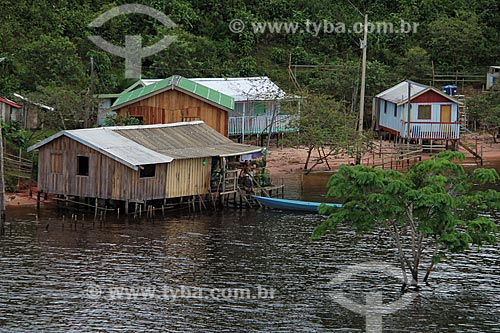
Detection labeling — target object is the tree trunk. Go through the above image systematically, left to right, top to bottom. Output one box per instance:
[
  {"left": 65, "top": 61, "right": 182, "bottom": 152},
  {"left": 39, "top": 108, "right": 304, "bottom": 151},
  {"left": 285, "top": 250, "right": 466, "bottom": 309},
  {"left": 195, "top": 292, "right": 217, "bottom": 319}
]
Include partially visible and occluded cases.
[
  {"left": 304, "top": 146, "right": 313, "bottom": 170},
  {"left": 392, "top": 223, "right": 410, "bottom": 290},
  {"left": 423, "top": 262, "right": 435, "bottom": 284}
]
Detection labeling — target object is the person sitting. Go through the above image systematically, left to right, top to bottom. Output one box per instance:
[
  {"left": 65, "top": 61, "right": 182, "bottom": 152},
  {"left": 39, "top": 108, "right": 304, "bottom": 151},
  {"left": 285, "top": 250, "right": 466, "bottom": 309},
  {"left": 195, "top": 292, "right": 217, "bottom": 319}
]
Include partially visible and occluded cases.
[{"left": 242, "top": 174, "right": 255, "bottom": 195}]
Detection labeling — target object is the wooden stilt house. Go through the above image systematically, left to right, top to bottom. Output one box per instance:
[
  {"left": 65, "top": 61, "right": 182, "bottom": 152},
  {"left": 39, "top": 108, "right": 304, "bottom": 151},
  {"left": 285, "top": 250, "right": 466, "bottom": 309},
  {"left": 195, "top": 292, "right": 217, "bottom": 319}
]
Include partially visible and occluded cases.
[
  {"left": 111, "top": 75, "right": 233, "bottom": 136},
  {"left": 373, "top": 80, "right": 463, "bottom": 141},
  {"left": 28, "top": 121, "right": 262, "bottom": 209}
]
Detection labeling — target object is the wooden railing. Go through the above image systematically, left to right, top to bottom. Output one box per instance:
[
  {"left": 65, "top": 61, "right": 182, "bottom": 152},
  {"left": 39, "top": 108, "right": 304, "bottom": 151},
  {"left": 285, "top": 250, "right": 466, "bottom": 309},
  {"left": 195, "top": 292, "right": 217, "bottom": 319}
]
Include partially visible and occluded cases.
[
  {"left": 228, "top": 114, "right": 296, "bottom": 135},
  {"left": 400, "top": 121, "right": 461, "bottom": 140},
  {"left": 363, "top": 148, "right": 423, "bottom": 170},
  {"left": 4, "top": 152, "right": 33, "bottom": 179}
]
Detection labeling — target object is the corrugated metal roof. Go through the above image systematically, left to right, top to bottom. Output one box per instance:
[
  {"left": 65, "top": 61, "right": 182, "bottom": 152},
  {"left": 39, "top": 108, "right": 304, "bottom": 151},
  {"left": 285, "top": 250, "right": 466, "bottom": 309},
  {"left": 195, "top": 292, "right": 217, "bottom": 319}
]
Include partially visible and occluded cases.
[
  {"left": 111, "top": 75, "right": 234, "bottom": 110},
  {"left": 118, "top": 76, "right": 292, "bottom": 102},
  {"left": 190, "top": 77, "right": 288, "bottom": 102},
  {"left": 375, "top": 80, "right": 428, "bottom": 104},
  {"left": 376, "top": 80, "right": 463, "bottom": 106},
  {"left": 13, "top": 93, "right": 54, "bottom": 111},
  {"left": 0, "top": 96, "right": 21, "bottom": 109},
  {"left": 28, "top": 121, "right": 262, "bottom": 170},
  {"left": 114, "top": 121, "right": 262, "bottom": 159},
  {"left": 28, "top": 127, "right": 174, "bottom": 170}
]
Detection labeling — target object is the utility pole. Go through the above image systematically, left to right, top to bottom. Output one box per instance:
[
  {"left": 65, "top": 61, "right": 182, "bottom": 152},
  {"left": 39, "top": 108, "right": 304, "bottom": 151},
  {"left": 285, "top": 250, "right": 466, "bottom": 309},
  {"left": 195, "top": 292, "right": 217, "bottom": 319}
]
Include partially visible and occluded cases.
[
  {"left": 356, "top": 14, "right": 368, "bottom": 164},
  {"left": 0, "top": 56, "right": 6, "bottom": 223},
  {"left": 89, "top": 56, "right": 95, "bottom": 127},
  {"left": 0, "top": 122, "right": 5, "bottom": 223}
]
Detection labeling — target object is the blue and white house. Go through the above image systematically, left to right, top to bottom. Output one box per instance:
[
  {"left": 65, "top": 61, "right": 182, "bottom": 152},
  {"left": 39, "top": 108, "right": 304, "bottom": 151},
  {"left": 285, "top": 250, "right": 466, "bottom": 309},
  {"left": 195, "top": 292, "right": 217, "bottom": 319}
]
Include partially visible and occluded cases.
[{"left": 373, "top": 80, "right": 463, "bottom": 141}]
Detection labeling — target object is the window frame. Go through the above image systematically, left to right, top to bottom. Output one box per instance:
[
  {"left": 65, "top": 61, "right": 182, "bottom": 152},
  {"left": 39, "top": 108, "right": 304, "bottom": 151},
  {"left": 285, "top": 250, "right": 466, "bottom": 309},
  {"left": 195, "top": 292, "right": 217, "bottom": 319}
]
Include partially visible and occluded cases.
[
  {"left": 417, "top": 105, "right": 432, "bottom": 120},
  {"left": 76, "top": 155, "right": 90, "bottom": 177},
  {"left": 139, "top": 164, "right": 156, "bottom": 178}
]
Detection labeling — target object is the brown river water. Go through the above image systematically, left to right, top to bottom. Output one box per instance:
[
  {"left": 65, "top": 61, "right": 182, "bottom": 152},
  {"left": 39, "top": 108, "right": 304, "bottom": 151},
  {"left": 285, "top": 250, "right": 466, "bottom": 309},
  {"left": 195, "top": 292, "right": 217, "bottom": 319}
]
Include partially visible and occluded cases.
[{"left": 0, "top": 171, "right": 499, "bottom": 332}]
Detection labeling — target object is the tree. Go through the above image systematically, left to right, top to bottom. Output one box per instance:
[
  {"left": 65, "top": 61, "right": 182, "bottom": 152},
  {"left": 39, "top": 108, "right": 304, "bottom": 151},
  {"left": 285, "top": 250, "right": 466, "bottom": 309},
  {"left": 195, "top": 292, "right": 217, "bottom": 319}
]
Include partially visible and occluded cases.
[
  {"left": 425, "top": 12, "right": 491, "bottom": 71},
  {"left": 396, "top": 47, "right": 432, "bottom": 82},
  {"left": 465, "top": 92, "right": 500, "bottom": 141},
  {"left": 285, "top": 94, "right": 359, "bottom": 172},
  {"left": 312, "top": 152, "right": 499, "bottom": 290}
]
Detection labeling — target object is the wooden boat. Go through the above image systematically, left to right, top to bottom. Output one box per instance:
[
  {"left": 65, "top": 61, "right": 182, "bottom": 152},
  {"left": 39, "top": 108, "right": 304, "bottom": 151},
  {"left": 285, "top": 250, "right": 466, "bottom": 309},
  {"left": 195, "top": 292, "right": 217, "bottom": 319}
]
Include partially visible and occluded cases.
[{"left": 252, "top": 195, "right": 342, "bottom": 213}]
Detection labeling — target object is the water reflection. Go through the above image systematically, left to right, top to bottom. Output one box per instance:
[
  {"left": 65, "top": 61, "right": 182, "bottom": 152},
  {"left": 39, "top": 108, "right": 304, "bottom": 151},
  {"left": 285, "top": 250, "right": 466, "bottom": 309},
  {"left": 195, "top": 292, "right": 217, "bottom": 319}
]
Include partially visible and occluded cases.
[{"left": 0, "top": 175, "right": 499, "bottom": 332}]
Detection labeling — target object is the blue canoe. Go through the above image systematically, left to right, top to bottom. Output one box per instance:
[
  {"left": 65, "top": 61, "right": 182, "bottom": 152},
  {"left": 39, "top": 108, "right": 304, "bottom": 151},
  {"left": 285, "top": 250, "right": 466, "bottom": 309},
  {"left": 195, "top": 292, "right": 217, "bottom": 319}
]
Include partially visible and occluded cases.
[{"left": 251, "top": 195, "right": 342, "bottom": 213}]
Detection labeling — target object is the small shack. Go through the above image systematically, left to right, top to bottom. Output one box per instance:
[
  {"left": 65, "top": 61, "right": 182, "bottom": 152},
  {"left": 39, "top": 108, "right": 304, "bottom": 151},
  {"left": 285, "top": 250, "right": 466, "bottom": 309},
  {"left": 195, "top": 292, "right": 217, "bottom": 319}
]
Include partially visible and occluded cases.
[
  {"left": 486, "top": 66, "right": 500, "bottom": 90},
  {"left": 111, "top": 75, "right": 233, "bottom": 136},
  {"left": 373, "top": 80, "right": 463, "bottom": 142},
  {"left": 0, "top": 96, "right": 22, "bottom": 123},
  {"left": 28, "top": 121, "right": 262, "bottom": 212}
]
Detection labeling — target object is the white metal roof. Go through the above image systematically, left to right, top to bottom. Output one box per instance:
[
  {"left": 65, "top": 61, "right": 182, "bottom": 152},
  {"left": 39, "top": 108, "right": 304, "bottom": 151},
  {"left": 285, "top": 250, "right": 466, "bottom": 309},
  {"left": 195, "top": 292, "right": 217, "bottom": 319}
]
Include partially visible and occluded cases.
[
  {"left": 190, "top": 77, "right": 288, "bottom": 102},
  {"left": 140, "top": 79, "right": 163, "bottom": 86},
  {"left": 375, "top": 81, "right": 428, "bottom": 104},
  {"left": 13, "top": 93, "right": 54, "bottom": 111},
  {"left": 28, "top": 126, "right": 174, "bottom": 170}
]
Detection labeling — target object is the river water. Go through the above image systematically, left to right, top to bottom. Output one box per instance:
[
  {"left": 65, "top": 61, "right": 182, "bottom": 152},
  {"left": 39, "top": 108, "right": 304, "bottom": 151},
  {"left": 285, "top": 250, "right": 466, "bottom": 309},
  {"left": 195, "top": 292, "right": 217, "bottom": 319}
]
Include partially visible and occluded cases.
[{"left": 0, "top": 172, "right": 499, "bottom": 332}]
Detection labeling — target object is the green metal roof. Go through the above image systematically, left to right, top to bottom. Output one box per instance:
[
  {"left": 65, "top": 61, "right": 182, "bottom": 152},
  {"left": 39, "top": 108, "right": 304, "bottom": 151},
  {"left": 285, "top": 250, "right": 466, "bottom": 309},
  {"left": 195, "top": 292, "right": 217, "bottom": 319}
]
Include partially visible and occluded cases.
[{"left": 111, "top": 75, "right": 235, "bottom": 110}]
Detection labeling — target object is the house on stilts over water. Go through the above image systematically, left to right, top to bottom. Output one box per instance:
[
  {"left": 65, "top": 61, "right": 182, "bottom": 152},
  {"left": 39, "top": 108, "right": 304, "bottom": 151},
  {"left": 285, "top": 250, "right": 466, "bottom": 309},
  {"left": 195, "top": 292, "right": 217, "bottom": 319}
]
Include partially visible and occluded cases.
[
  {"left": 373, "top": 80, "right": 466, "bottom": 147},
  {"left": 28, "top": 121, "right": 269, "bottom": 213}
]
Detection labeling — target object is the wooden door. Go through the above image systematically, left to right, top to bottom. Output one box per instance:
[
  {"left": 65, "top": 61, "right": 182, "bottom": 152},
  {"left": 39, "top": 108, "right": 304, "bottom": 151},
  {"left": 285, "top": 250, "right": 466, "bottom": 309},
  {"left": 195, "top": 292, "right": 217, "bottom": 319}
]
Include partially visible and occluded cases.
[
  {"left": 440, "top": 105, "right": 451, "bottom": 122},
  {"left": 441, "top": 105, "right": 452, "bottom": 138}
]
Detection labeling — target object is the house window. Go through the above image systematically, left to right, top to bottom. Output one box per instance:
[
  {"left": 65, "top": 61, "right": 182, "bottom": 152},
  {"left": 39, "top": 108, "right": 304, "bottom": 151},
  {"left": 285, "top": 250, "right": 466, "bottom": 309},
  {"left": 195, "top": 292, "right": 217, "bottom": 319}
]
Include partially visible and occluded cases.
[
  {"left": 383, "top": 100, "right": 387, "bottom": 114},
  {"left": 253, "top": 102, "right": 266, "bottom": 116},
  {"left": 418, "top": 105, "right": 432, "bottom": 120},
  {"left": 394, "top": 106, "right": 398, "bottom": 117},
  {"left": 50, "top": 153, "right": 62, "bottom": 174},
  {"left": 77, "top": 156, "right": 89, "bottom": 176},
  {"left": 140, "top": 164, "right": 156, "bottom": 178}
]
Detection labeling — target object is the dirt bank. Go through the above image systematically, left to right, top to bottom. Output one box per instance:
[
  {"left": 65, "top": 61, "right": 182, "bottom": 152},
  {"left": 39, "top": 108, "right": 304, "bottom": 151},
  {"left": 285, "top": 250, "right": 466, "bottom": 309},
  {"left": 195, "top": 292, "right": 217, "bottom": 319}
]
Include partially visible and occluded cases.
[{"left": 266, "top": 140, "right": 500, "bottom": 175}]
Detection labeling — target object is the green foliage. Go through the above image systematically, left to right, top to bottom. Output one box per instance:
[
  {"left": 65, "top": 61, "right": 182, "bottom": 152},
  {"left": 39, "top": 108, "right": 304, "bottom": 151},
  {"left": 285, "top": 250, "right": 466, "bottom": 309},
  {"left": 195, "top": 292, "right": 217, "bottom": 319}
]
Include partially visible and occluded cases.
[
  {"left": 1, "top": 1, "right": 500, "bottom": 129},
  {"left": 425, "top": 11, "right": 494, "bottom": 71},
  {"left": 465, "top": 92, "right": 500, "bottom": 140},
  {"left": 286, "top": 94, "right": 357, "bottom": 149},
  {"left": 102, "top": 114, "right": 143, "bottom": 127},
  {"left": 2, "top": 121, "right": 29, "bottom": 149},
  {"left": 314, "top": 152, "right": 499, "bottom": 286}
]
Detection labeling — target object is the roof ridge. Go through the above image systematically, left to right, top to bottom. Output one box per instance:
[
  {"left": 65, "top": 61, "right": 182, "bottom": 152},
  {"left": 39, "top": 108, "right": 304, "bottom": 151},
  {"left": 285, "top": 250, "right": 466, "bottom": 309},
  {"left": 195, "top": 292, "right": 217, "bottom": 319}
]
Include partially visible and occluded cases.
[{"left": 111, "top": 75, "right": 234, "bottom": 110}]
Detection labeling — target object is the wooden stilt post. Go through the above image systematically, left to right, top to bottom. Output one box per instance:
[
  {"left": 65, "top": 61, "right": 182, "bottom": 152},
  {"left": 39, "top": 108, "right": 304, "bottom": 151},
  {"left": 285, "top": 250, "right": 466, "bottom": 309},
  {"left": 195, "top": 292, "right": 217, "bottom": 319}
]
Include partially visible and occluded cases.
[
  {"left": 37, "top": 191, "right": 41, "bottom": 209},
  {"left": 94, "top": 198, "right": 98, "bottom": 219},
  {"left": 125, "top": 200, "right": 129, "bottom": 215}
]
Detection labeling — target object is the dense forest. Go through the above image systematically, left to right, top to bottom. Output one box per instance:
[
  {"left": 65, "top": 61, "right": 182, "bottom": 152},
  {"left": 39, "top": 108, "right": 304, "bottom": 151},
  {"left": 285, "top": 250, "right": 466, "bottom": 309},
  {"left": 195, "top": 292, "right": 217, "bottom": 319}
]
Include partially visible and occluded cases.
[{"left": 0, "top": 0, "right": 499, "bottom": 127}]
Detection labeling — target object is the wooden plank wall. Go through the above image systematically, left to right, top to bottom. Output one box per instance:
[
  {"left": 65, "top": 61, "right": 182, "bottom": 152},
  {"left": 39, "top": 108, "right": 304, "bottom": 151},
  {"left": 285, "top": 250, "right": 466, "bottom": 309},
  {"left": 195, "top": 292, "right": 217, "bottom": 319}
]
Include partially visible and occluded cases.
[
  {"left": 116, "top": 89, "right": 229, "bottom": 136},
  {"left": 37, "top": 136, "right": 212, "bottom": 202},
  {"left": 166, "top": 158, "right": 211, "bottom": 198}
]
